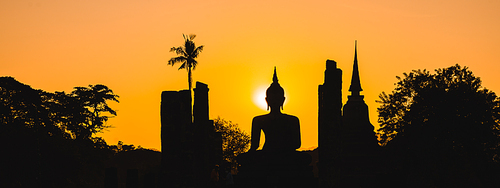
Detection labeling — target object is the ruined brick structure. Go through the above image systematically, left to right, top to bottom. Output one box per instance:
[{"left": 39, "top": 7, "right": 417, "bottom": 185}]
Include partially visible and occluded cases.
[
  {"left": 318, "top": 42, "right": 381, "bottom": 187},
  {"left": 160, "top": 82, "right": 222, "bottom": 187}
]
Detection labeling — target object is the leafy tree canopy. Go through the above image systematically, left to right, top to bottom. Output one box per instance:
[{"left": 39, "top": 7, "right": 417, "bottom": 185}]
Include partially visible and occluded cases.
[
  {"left": 377, "top": 65, "right": 500, "bottom": 185},
  {"left": 0, "top": 77, "right": 120, "bottom": 186},
  {"left": 1, "top": 77, "right": 119, "bottom": 141},
  {"left": 70, "top": 84, "right": 119, "bottom": 140},
  {"left": 214, "top": 117, "right": 250, "bottom": 165}
]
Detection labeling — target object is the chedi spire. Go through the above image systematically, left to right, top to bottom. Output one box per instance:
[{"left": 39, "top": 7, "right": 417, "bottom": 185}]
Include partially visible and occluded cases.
[{"left": 349, "top": 40, "right": 363, "bottom": 97}]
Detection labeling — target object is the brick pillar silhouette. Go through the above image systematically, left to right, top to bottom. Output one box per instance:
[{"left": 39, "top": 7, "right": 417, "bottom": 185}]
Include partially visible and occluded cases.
[
  {"left": 318, "top": 59, "right": 343, "bottom": 188},
  {"left": 161, "top": 82, "right": 222, "bottom": 187},
  {"left": 193, "top": 82, "right": 212, "bottom": 186},
  {"left": 194, "top": 82, "right": 209, "bottom": 123},
  {"left": 160, "top": 90, "right": 192, "bottom": 187}
]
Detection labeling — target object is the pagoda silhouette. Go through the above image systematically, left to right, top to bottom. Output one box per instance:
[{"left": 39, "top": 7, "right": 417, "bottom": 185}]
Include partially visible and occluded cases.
[{"left": 318, "top": 41, "right": 381, "bottom": 187}]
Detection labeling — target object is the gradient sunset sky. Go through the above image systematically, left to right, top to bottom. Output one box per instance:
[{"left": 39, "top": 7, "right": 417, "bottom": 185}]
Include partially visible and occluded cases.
[{"left": 2, "top": 0, "right": 499, "bottom": 150}]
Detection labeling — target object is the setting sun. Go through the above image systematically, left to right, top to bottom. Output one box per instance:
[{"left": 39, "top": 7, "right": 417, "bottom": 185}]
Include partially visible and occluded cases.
[
  {"left": 252, "top": 84, "right": 290, "bottom": 112},
  {"left": 253, "top": 85, "right": 268, "bottom": 111}
]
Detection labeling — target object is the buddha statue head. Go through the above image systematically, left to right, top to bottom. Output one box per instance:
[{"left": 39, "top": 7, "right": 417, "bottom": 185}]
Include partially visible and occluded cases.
[{"left": 266, "top": 67, "right": 285, "bottom": 111}]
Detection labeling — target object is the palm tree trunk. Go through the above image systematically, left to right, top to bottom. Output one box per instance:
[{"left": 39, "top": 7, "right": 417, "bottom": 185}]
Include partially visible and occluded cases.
[
  {"left": 188, "top": 65, "right": 193, "bottom": 122},
  {"left": 188, "top": 66, "right": 192, "bottom": 92}
]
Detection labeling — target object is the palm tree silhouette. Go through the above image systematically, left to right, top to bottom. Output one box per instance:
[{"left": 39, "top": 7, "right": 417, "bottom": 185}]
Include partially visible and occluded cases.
[{"left": 168, "top": 34, "right": 204, "bottom": 93}]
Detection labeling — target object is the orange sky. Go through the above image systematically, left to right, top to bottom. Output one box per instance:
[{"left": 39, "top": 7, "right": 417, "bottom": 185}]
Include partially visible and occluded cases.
[{"left": 1, "top": 0, "right": 500, "bottom": 151}]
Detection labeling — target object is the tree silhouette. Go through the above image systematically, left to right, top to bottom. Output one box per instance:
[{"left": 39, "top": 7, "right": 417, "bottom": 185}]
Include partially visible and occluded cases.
[
  {"left": 168, "top": 34, "right": 204, "bottom": 93},
  {"left": 377, "top": 64, "right": 500, "bottom": 186},
  {"left": 0, "top": 77, "right": 117, "bottom": 187},
  {"left": 0, "top": 77, "right": 119, "bottom": 142},
  {"left": 70, "top": 84, "right": 119, "bottom": 140},
  {"left": 214, "top": 117, "right": 250, "bottom": 170}
]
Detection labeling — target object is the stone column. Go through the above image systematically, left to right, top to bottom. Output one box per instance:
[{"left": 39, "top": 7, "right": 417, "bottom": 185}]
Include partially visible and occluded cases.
[
  {"left": 318, "top": 59, "right": 343, "bottom": 187},
  {"left": 194, "top": 82, "right": 209, "bottom": 123},
  {"left": 160, "top": 90, "right": 192, "bottom": 187}
]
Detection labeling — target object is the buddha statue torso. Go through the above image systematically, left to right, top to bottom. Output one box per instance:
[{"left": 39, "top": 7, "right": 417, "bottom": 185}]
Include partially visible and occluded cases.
[{"left": 251, "top": 113, "right": 301, "bottom": 152}]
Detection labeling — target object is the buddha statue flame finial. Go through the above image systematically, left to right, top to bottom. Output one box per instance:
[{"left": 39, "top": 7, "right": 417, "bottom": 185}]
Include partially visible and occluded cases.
[
  {"left": 273, "top": 66, "right": 278, "bottom": 83},
  {"left": 266, "top": 67, "right": 285, "bottom": 110}
]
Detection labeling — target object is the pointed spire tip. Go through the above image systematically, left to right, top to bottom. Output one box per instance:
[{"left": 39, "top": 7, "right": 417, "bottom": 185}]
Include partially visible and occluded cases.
[
  {"left": 354, "top": 40, "right": 358, "bottom": 63},
  {"left": 349, "top": 41, "right": 363, "bottom": 94},
  {"left": 273, "top": 67, "right": 278, "bottom": 83}
]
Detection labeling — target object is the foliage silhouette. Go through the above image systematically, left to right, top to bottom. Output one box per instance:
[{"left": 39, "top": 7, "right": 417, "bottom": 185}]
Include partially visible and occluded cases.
[
  {"left": 168, "top": 34, "right": 204, "bottom": 93},
  {"left": 377, "top": 64, "right": 500, "bottom": 186},
  {"left": 0, "top": 77, "right": 118, "bottom": 187},
  {"left": 1, "top": 77, "right": 65, "bottom": 137},
  {"left": 70, "top": 84, "right": 119, "bottom": 140},
  {"left": 214, "top": 117, "right": 250, "bottom": 169},
  {"left": 109, "top": 140, "right": 145, "bottom": 153}
]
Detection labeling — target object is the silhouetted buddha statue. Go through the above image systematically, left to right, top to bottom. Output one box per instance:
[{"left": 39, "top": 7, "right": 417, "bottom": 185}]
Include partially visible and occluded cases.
[
  {"left": 238, "top": 67, "right": 310, "bottom": 169},
  {"left": 250, "top": 67, "right": 301, "bottom": 152},
  {"left": 236, "top": 68, "right": 313, "bottom": 186}
]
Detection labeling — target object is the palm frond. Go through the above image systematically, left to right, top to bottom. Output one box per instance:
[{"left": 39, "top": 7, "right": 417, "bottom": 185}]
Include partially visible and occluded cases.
[
  {"left": 168, "top": 34, "right": 204, "bottom": 86},
  {"left": 191, "top": 45, "right": 204, "bottom": 58},
  {"left": 169, "top": 46, "right": 178, "bottom": 52},
  {"left": 170, "top": 46, "right": 187, "bottom": 57},
  {"left": 177, "top": 48, "right": 188, "bottom": 57},
  {"left": 168, "top": 56, "right": 187, "bottom": 66},
  {"left": 191, "top": 60, "right": 198, "bottom": 70},
  {"left": 178, "top": 62, "right": 187, "bottom": 70}
]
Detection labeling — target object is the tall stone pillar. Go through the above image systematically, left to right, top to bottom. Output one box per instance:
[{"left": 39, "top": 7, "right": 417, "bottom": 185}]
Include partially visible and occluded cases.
[
  {"left": 318, "top": 59, "right": 343, "bottom": 187},
  {"left": 160, "top": 82, "right": 222, "bottom": 187},
  {"left": 194, "top": 82, "right": 209, "bottom": 124},
  {"left": 160, "top": 90, "right": 192, "bottom": 187}
]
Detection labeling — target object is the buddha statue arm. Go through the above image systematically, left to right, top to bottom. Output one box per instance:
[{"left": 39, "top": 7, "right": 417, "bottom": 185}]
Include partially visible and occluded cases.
[
  {"left": 250, "top": 117, "right": 261, "bottom": 151},
  {"left": 293, "top": 117, "right": 301, "bottom": 150}
]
